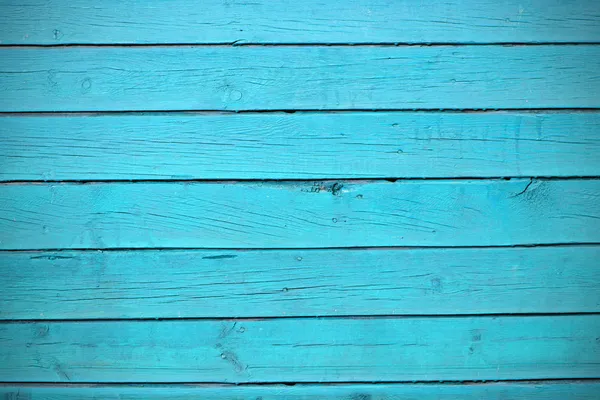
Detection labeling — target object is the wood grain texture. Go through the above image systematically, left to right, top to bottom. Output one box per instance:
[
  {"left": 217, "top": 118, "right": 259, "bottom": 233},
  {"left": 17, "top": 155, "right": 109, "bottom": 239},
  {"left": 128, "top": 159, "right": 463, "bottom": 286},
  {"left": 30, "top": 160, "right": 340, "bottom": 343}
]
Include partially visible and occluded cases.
[
  {"left": 1, "top": 0, "right": 599, "bottom": 44},
  {"left": 1, "top": 46, "right": 599, "bottom": 112},
  {"left": 2, "top": 112, "right": 600, "bottom": 180},
  {"left": 1, "top": 180, "right": 599, "bottom": 249},
  {"left": 2, "top": 246, "right": 599, "bottom": 319},
  {"left": 1, "top": 316, "right": 599, "bottom": 382},
  {"left": 2, "top": 382, "right": 600, "bottom": 400}
]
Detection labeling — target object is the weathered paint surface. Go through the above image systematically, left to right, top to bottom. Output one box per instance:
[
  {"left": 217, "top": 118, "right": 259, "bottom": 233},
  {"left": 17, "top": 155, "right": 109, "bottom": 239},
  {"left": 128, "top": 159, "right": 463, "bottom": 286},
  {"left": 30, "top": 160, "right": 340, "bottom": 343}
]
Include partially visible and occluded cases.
[
  {"left": 0, "top": 0, "right": 598, "bottom": 396},
  {"left": 1, "top": 0, "right": 599, "bottom": 44},
  {"left": 1, "top": 47, "right": 599, "bottom": 111},
  {"left": 1, "top": 112, "right": 599, "bottom": 180},
  {"left": 1, "top": 179, "right": 599, "bottom": 249},
  {"left": 2, "top": 246, "right": 598, "bottom": 319},
  {"left": 1, "top": 316, "right": 599, "bottom": 382}
]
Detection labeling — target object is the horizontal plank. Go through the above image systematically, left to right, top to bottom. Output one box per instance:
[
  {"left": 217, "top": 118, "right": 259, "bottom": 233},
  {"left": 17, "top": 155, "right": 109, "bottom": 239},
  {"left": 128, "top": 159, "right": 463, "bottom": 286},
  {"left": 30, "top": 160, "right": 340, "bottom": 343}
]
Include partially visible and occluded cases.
[
  {"left": 1, "top": 0, "right": 599, "bottom": 44},
  {"left": 1, "top": 46, "right": 599, "bottom": 112},
  {"left": 2, "top": 112, "right": 600, "bottom": 180},
  {"left": 1, "top": 180, "right": 599, "bottom": 249},
  {"left": 2, "top": 246, "right": 599, "bottom": 319},
  {"left": 1, "top": 316, "right": 599, "bottom": 382},
  {"left": 2, "top": 382, "right": 600, "bottom": 400}
]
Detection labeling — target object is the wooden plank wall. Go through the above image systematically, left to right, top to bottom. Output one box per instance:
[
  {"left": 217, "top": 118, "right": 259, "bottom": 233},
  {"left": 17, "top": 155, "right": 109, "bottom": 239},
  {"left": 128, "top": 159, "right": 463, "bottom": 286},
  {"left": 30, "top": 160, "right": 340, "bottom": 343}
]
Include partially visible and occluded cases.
[{"left": 0, "top": 1, "right": 599, "bottom": 398}]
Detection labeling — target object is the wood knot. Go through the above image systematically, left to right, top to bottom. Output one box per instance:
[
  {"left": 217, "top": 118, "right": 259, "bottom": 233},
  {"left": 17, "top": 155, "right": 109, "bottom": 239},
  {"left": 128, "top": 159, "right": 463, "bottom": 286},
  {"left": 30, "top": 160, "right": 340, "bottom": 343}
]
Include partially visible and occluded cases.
[
  {"left": 81, "top": 78, "right": 92, "bottom": 93},
  {"left": 229, "top": 90, "right": 243, "bottom": 101},
  {"left": 331, "top": 182, "right": 343, "bottom": 196},
  {"left": 35, "top": 325, "right": 50, "bottom": 338}
]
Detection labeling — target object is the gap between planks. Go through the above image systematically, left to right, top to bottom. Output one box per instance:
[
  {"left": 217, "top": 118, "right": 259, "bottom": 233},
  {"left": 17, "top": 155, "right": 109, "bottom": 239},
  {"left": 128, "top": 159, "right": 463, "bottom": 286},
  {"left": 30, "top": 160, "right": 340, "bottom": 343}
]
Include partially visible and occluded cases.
[
  {"left": 2, "top": 42, "right": 600, "bottom": 48},
  {"left": 2, "top": 108, "right": 600, "bottom": 116},
  {"left": 1, "top": 176, "right": 600, "bottom": 185},
  {"left": 1, "top": 242, "right": 599, "bottom": 253},
  {"left": 2, "top": 312, "right": 599, "bottom": 324},
  {"left": 1, "top": 378, "right": 600, "bottom": 386}
]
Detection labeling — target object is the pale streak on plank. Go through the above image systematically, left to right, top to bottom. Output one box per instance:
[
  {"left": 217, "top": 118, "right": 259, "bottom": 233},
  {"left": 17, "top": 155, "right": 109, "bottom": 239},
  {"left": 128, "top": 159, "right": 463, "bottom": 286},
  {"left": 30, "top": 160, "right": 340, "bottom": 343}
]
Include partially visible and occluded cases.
[
  {"left": 0, "top": 0, "right": 599, "bottom": 44},
  {"left": 1, "top": 46, "right": 599, "bottom": 111},
  {"left": 1, "top": 112, "right": 599, "bottom": 180},
  {"left": 1, "top": 179, "right": 599, "bottom": 249},
  {"left": 1, "top": 246, "right": 599, "bottom": 319},
  {"left": 0, "top": 316, "right": 598, "bottom": 382},
  {"left": 1, "top": 382, "right": 600, "bottom": 399}
]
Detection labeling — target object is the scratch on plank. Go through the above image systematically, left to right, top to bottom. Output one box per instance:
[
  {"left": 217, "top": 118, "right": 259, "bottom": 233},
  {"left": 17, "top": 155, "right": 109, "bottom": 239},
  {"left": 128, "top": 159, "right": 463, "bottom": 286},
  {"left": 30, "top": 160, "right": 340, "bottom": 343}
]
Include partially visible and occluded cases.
[
  {"left": 511, "top": 178, "right": 534, "bottom": 198},
  {"left": 202, "top": 254, "right": 238, "bottom": 260},
  {"left": 29, "top": 255, "right": 74, "bottom": 260},
  {"left": 219, "top": 322, "right": 238, "bottom": 339},
  {"left": 53, "top": 364, "right": 70, "bottom": 381}
]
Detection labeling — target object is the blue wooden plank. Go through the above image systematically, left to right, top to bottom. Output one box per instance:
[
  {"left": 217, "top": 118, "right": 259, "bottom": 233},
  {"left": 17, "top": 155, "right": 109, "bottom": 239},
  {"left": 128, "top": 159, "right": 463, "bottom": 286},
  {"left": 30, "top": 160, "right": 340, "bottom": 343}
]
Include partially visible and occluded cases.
[
  {"left": 1, "top": 0, "right": 599, "bottom": 44},
  {"left": 1, "top": 46, "right": 599, "bottom": 112},
  {"left": 2, "top": 112, "right": 599, "bottom": 180},
  {"left": 0, "top": 180, "right": 598, "bottom": 249},
  {"left": 2, "top": 246, "right": 598, "bottom": 319},
  {"left": 0, "top": 316, "right": 598, "bottom": 382},
  {"left": 1, "top": 382, "right": 600, "bottom": 399}
]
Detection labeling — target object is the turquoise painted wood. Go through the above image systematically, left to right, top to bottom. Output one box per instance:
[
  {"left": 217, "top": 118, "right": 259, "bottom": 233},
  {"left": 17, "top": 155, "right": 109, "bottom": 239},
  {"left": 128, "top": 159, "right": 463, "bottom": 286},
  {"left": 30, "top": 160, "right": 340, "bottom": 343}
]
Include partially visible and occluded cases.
[
  {"left": 1, "top": 0, "right": 599, "bottom": 44},
  {"left": 1, "top": 0, "right": 599, "bottom": 392},
  {"left": 2, "top": 46, "right": 600, "bottom": 112},
  {"left": 2, "top": 112, "right": 599, "bottom": 181},
  {"left": 1, "top": 179, "right": 598, "bottom": 249},
  {"left": 2, "top": 246, "right": 598, "bottom": 319},
  {"left": 1, "top": 316, "right": 598, "bottom": 382},
  {"left": 2, "top": 382, "right": 600, "bottom": 399}
]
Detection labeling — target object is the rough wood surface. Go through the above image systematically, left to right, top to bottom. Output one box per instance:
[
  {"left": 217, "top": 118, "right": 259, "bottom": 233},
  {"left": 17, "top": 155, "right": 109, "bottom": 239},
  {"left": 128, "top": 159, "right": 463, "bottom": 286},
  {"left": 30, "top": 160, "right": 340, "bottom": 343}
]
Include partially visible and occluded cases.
[
  {"left": 1, "top": 0, "right": 599, "bottom": 44},
  {"left": 2, "top": 46, "right": 599, "bottom": 112},
  {"left": 2, "top": 112, "right": 599, "bottom": 180},
  {"left": 1, "top": 179, "right": 598, "bottom": 249},
  {"left": 2, "top": 246, "right": 598, "bottom": 319},
  {"left": 1, "top": 316, "right": 598, "bottom": 382},
  {"left": 1, "top": 382, "right": 600, "bottom": 399}
]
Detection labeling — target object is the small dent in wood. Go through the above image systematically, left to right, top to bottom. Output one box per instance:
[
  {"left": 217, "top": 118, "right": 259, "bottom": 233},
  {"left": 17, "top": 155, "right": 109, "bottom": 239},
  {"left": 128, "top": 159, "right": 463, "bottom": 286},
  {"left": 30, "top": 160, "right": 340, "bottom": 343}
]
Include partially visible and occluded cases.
[
  {"left": 52, "top": 29, "right": 63, "bottom": 40},
  {"left": 430, "top": 277, "right": 443, "bottom": 293},
  {"left": 469, "top": 329, "right": 483, "bottom": 355}
]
